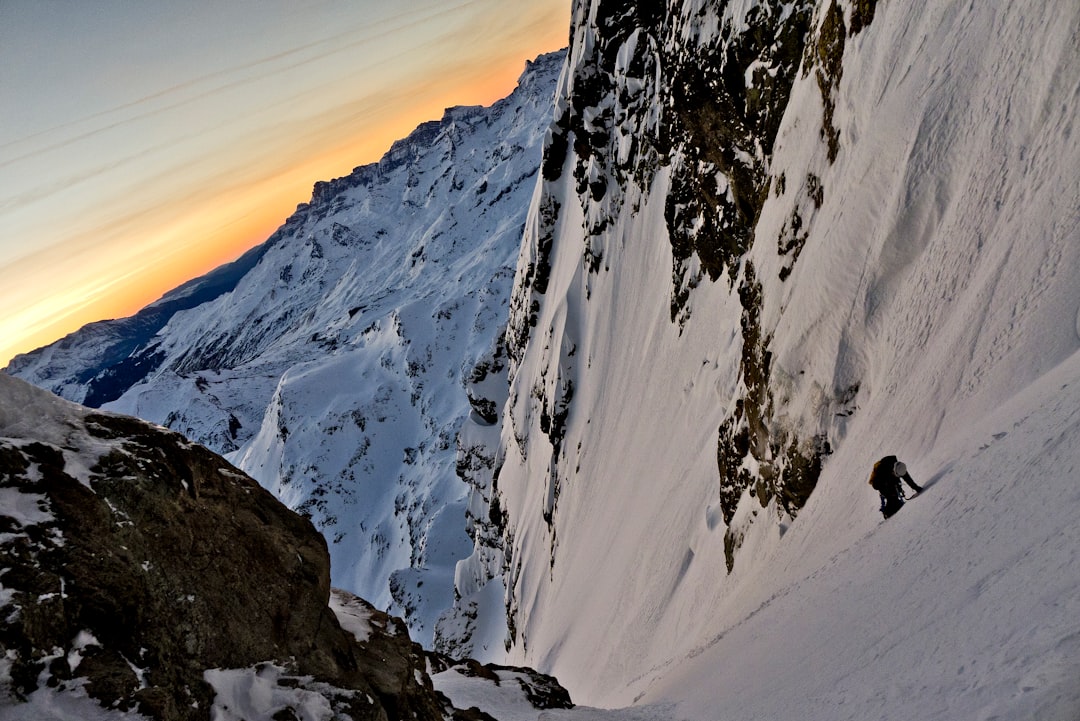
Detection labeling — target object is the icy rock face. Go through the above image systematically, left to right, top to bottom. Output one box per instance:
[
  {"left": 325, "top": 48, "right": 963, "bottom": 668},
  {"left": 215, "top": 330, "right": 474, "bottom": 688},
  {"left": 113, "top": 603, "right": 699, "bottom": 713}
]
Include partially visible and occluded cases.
[
  {"left": 447, "top": 0, "right": 841, "bottom": 659},
  {"left": 504, "top": 0, "right": 832, "bottom": 584},
  {"left": 8, "top": 51, "right": 564, "bottom": 645},
  {"left": 433, "top": 331, "right": 512, "bottom": 658},
  {"left": 0, "top": 374, "right": 452, "bottom": 721}
]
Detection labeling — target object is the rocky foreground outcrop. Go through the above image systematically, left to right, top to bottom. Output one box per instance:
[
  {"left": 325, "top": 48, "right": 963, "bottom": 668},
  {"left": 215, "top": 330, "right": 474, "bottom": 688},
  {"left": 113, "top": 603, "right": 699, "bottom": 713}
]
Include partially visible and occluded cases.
[{"left": 0, "top": 373, "right": 570, "bottom": 720}]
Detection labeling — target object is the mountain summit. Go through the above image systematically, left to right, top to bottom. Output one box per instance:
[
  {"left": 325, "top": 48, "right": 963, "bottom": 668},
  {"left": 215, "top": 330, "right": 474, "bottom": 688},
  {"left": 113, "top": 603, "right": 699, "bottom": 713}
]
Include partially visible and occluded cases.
[{"left": 7, "top": 50, "right": 565, "bottom": 646}]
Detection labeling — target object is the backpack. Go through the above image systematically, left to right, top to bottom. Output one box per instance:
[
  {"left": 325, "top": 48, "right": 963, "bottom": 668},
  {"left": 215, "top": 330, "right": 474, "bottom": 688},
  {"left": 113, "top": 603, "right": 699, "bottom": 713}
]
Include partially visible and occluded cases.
[{"left": 868, "top": 455, "right": 899, "bottom": 493}]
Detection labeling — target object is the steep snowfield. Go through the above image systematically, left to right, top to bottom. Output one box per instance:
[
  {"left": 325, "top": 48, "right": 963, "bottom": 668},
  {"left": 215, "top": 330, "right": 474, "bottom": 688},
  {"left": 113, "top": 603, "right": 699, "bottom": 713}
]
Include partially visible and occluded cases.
[
  {"left": 480, "top": 0, "right": 1080, "bottom": 719},
  {"left": 642, "top": 359, "right": 1080, "bottom": 720}
]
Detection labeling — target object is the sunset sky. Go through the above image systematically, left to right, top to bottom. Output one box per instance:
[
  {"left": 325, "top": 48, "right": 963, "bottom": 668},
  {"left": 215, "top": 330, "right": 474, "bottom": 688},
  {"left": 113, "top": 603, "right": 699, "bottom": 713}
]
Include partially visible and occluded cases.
[{"left": 0, "top": 0, "right": 569, "bottom": 366}]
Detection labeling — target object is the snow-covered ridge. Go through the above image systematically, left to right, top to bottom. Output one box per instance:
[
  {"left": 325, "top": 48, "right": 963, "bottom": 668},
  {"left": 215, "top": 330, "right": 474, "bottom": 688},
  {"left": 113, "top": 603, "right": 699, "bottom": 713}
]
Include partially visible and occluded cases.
[
  {"left": 7, "top": 49, "right": 566, "bottom": 647},
  {"left": 4, "top": 242, "right": 268, "bottom": 407}
]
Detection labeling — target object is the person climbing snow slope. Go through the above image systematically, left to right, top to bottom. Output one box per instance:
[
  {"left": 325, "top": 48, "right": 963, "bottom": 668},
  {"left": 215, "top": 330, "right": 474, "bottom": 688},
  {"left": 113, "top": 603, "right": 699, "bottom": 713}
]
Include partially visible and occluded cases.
[{"left": 869, "top": 455, "right": 923, "bottom": 519}]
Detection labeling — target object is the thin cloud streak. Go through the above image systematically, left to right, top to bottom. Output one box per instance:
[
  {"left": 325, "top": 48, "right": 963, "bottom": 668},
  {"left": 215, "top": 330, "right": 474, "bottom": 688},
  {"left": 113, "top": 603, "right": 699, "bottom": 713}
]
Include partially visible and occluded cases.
[
  {"left": 0, "top": 0, "right": 569, "bottom": 366},
  {"left": 0, "top": 2, "right": 483, "bottom": 168}
]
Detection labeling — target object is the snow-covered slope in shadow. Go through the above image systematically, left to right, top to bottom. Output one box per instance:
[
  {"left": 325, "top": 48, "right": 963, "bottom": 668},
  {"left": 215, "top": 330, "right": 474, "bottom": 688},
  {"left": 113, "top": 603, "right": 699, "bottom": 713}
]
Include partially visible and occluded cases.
[{"left": 467, "top": 1, "right": 1080, "bottom": 718}]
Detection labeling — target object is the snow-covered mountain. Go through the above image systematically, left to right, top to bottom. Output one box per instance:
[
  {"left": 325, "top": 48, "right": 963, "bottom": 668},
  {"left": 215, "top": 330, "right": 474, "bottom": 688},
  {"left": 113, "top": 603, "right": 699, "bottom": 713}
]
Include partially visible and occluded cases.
[
  {"left": 8, "top": 0, "right": 1080, "bottom": 719},
  {"left": 441, "top": 0, "right": 1080, "bottom": 718},
  {"left": 6, "top": 50, "right": 565, "bottom": 646},
  {"left": 5, "top": 242, "right": 268, "bottom": 408},
  {"left": 0, "top": 371, "right": 577, "bottom": 721}
]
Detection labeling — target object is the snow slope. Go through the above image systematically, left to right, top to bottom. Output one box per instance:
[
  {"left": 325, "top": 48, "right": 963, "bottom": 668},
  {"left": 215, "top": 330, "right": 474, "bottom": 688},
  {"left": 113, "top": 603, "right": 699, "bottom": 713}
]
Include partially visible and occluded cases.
[
  {"left": 457, "top": 0, "right": 1080, "bottom": 718},
  {"left": 643, "top": 358, "right": 1080, "bottom": 720}
]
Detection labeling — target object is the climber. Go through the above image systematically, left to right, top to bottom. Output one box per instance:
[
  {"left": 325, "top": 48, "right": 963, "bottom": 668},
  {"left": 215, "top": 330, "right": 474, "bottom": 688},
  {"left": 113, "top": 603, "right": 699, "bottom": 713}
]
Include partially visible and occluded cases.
[{"left": 868, "top": 455, "right": 922, "bottom": 519}]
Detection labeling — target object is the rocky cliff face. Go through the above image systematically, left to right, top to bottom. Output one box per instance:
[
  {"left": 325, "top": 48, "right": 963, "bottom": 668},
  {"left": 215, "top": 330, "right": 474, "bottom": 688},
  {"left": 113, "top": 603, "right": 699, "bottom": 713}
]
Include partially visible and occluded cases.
[
  {"left": 442, "top": 0, "right": 857, "bottom": 658},
  {"left": 513, "top": 0, "right": 849, "bottom": 578},
  {"left": 0, "top": 372, "right": 575, "bottom": 719},
  {"left": 0, "top": 373, "right": 455, "bottom": 720}
]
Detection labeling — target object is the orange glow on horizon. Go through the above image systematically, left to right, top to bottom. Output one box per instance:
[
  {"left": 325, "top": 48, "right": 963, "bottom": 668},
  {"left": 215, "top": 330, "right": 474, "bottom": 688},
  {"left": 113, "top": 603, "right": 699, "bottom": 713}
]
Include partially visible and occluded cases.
[
  {"left": 0, "top": 37, "right": 566, "bottom": 367},
  {"left": 110, "top": 44, "right": 563, "bottom": 315}
]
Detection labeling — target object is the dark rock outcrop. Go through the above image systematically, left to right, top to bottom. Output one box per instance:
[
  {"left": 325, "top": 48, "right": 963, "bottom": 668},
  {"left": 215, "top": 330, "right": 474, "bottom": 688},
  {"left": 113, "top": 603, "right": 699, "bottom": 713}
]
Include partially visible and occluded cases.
[
  {"left": 0, "top": 374, "right": 453, "bottom": 720},
  {"left": 429, "top": 657, "right": 574, "bottom": 718}
]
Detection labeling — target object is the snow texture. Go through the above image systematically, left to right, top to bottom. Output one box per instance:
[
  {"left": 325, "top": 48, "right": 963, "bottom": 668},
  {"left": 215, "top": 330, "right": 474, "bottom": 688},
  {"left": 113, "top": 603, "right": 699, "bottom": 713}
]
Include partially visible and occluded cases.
[
  {"left": 476, "top": 1, "right": 1080, "bottom": 720},
  {"left": 0, "top": 372, "right": 127, "bottom": 494},
  {"left": 328, "top": 589, "right": 374, "bottom": 644},
  {"left": 0, "top": 636, "right": 149, "bottom": 721},
  {"left": 204, "top": 665, "right": 337, "bottom": 721},
  {"left": 433, "top": 667, "right": 673, "bottom": 721},
  {"left": 433, "top": 667, "right": 548, "bottom": 721},
  {"left": 0, "top": 680, "right": 151, "bottom": 721}
]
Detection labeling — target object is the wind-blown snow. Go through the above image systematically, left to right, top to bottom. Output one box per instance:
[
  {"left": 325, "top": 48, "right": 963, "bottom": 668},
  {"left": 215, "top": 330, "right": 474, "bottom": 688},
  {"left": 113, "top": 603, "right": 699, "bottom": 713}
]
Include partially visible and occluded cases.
[
  {"left": 480, "top": 1, "right": 1080, "bottom": 719},
  {"left": 0, "top": 373, "right": 133, "bottom": 494},
  {"left": 0, "top": 488, "right": 52, "bottom": 529},
  {"left": 328, "top": 590, "right": 374, "bottom": 644},
  {"left": 204, "top": 666, "right": 337, "bottom": 721},
  {"left": 433, "top": 667, "right": 549, "bottom": 721},
  {"left": 0, "top": 681, "right": 150, "bottom": 721}
]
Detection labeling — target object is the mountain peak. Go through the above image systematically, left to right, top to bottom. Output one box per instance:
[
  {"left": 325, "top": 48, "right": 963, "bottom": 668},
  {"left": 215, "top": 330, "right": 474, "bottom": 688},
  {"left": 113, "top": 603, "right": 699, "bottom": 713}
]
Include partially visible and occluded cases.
[{"left": 6, "top": 48, "right": 567, "bottom": 649}]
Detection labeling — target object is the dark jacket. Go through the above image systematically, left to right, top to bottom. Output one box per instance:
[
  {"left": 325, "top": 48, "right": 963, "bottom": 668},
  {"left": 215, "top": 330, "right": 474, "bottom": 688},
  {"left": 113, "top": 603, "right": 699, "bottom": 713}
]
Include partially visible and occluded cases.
[{"left": 869, "top": 455, "right": 922, "bottom": 518}]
